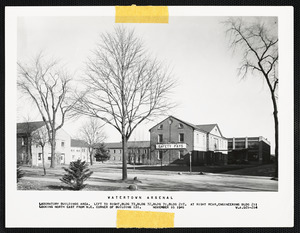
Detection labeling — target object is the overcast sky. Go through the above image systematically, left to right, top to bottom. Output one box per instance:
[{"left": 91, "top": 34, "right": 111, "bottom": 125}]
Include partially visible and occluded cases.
[{"left": 17, "top": 16, "right": 277, "bottom": 153}]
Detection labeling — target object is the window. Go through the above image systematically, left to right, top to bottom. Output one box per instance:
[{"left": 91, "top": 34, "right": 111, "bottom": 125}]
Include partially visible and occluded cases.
[
  {"left": 178, "top": 123, "right": 183, "bottom": 129},
  {"left": 158, "top": 124, "right": 163, "bottom": 130},
  {"left": 179, "top": 133, "right": 184, "bottom": 142},
  {"left": 158, "top": 134, "right": 163, "bottom": 143},
  {"left": 21, "top": 138, "right": 25, "bottom": 146},
  {"left": 214, "top": 138, "right": 219, "bottom": 150},
  {"left": 61, "top": 141, "right": 65, "bottom": 147},
  {"left": 82, "top": 148, "right": 85, "bottom": 152},
  {"left": 144, "top": 149, "right": 147, "bottom": 154},
  {"left": 114, "top": 150, "right": 116, "bottom": 153},
  {"left": 119, "top": 150, "right": 122, "bottom": 153},
  {"left": 158, "top": 151, "right": 163, "bottom": 160},
  {"left": 178, "top": 151, "right": 184, "bottom": 159},
  {"left": 38, "top": 153, "right": 42, "bottom": 160},
  {"left": 72, "top": 155, "right": 75, "bottom": 159},
  {"left": 48, "top": 156, "right": 51, "bottom": 161},
  {"left": 113, "top": 156, "right": 115, "bottom": 160},
  {"left": 119, "top": 157, "right": 121, "bottom": 161}
]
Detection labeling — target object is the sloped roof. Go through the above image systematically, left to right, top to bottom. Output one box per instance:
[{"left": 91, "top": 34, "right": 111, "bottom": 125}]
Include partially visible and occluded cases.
[
  {"left": 149, "top": 115, "right": 206, "bottom": 133},
  {"left": 148, "top": 116, "right": 225, "bottom": 137},
  {"left": 17, "top": 121, "right": 46, "bottom": 134},
  {"left": 196, "top": 124, "right": 217, "bottom": 133},
  {"left": 196, "top": 124, "right": 224, "bottom": 137},
  {"left": 71, "top": 139, "right": 89, "bottom": 148},
  {"left": 101, "top": 141, "right": 150, "bottom": 149}
]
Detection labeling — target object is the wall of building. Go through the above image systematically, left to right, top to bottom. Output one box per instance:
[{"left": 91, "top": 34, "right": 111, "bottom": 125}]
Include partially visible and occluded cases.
[
  {"left": 149, "top": 117, "right": 194, "bottom": 165},
  {"left": 207, "top": 126, "right": 228, "bottom": 153},
  {"left": 31, "top": 127, "right": 71, "bottom": 166},
  {"left": 193, "top": 130, "right": 207, "bottom": 151},
  {"left": 227, "top": 137, "right": 271, "bottom": 164},
  {"left": 70, "top": 147, "right": 89, "bottom": 162},
  {"left": 109, "top": 148, "right": 123, "bottom": 162}
]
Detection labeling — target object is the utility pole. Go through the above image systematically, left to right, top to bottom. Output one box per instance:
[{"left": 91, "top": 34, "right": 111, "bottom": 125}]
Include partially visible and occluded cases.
[{"left": 189, "top": 152, "right": 192, "bottom": 173}]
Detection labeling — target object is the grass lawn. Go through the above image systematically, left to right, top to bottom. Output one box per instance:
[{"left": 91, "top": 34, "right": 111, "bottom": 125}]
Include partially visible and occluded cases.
[{"left": 17, "top": 163, "right": 278, "bottom": 191}]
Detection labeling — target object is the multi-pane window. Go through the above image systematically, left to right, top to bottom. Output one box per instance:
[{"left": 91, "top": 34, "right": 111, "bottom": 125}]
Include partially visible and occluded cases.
[
  {"left": 179, "top": 133, "right": 184, "bottom": 142},
  {"left": 158, "top": 134, "right": 163, "bottom": 143}
]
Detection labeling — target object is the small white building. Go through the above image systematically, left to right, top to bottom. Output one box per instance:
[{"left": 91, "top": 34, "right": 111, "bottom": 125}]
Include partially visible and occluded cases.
[
  {"left": 17, "top": 121, "right": 71, "bottom": 166},
  {"left": 70, "top": 139, "right": 90, "bottom": 162}
]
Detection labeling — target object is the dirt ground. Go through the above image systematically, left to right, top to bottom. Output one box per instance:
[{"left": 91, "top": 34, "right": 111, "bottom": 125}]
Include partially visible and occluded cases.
[{"left": 17, "top": 163, "right": 278, "bottom": 191}]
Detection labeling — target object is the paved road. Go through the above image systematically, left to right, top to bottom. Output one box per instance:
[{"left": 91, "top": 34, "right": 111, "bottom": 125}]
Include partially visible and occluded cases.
[{"left": 21, "top": 165, "right": 278, "bottom": 191}]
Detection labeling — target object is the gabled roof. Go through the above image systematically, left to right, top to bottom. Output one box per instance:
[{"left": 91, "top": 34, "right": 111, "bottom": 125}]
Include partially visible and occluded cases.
[
  {"left": 149, "top": 115, "right": 207, "bottom": 134},
  {"left": 149, "top": 116, "right": 225, "bottom": 138},
  {"left": 17, "top": 121, "right": 46, "bottom": 134},
  {"left": 196, "top": 124, "right": 224, "bottom": 137},
  {"left": 196, "top": 124, "right": 217, "bottom": 133},
  {"left": 71, "top": 139, "right": 89, "bottom": 148},
  {"left": 100, "top": 141, "right": 150, "bottom": 149}
]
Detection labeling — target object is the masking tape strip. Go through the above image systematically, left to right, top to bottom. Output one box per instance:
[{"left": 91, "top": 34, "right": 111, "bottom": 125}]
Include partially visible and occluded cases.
[
  {"left": 115, "top": 6, "right": 169, "bottom": 23},
  {"left": 116, "top": 210, "right": 174, "bottom": 228}
]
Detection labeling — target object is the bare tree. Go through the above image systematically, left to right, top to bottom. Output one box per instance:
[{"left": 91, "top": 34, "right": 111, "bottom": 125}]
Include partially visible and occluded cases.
[
  {"left": 224, "top": 17, "right": 278, "bottom": 177},
  {"left": 74, "top": 27, "right": 175, "bottom": 180},
  {"left": 18, "top": 53, "right": 77, "bottom": 168},
  {"left": 78, "top": 118, "right": 106, "bottom": 165},
  {"left": 32, "top": 126, "right": 48, "bottom": 175}
]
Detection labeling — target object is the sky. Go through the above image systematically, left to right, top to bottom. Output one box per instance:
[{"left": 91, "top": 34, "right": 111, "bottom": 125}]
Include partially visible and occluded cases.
[{"left": 17, "top": 16, "right": 277, "bottom": 153}]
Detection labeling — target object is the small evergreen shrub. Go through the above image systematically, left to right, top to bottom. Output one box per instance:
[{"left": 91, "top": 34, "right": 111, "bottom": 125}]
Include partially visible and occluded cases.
[
  {"left": 60, "top": 159, "right": 93, "bottom": 190},
  {"left": 17, "top": 163, "right": 25, "bottom": 183}
]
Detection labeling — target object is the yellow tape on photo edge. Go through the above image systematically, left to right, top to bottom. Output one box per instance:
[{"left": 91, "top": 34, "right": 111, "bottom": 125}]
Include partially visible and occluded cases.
[
  {"left": 115, "top": 6, "right": 169, "bottom": 23},
  {"left": 116, "top": 210, "right": 174, "bottom": 228}
]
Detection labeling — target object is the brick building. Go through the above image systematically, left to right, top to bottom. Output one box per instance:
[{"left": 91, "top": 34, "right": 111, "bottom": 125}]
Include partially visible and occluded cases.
[
  {"left": 149, "top": 116, "right": 228, "bottom": 166},
  {"left": 227, "top": 137, "right": 271, "bottom": 164},
  {"left": 105, "top": 141, "right": 150, "bottom": 164}
]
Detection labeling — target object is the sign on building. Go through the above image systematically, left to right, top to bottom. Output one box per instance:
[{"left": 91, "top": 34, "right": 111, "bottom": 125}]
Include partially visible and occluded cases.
[{"left": 156, "top": 143, "right": 187, "bottom": 150}]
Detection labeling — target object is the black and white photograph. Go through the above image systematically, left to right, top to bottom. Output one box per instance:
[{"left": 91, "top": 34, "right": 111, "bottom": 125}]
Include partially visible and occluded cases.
[{"left": 5, "top": 6, "right": 293, "bottom": 228}]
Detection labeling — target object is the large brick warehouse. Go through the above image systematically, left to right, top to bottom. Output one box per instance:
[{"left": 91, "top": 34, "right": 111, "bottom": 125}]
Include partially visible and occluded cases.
[{"left": 149, "top": 116, "right": 228, "bottom": 166}]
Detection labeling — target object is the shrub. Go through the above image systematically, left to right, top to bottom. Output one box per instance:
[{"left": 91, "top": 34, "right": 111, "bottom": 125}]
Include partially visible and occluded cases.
[
  {"left": 60, "top": 159, "right": 93, "bottom": 190},
  {"left": 17, "top": 163, "right": 25, "bottom": 183}
]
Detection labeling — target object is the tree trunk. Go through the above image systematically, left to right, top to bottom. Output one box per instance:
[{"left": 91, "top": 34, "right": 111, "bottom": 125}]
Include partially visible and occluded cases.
[
  {"left": 272, "top": 98, "right": 278, "bottom": 178},
  {"left": 50, "top": 131, "right": 56, "bottom": 168},
  {"left": 122, "top": 135, "right": 128, "bottom": 180},
  {"left": 28, "top": 137, "right": 33, "bottom": 166},
  {"left": 42, "top": 146, "right": 46, "bottom": 175},
  {"left": 89, "top": 148, "right": 93, "bottom": 165}
]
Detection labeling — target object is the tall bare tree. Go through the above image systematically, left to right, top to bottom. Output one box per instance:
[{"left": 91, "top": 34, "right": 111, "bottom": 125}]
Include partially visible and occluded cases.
[
  {"left": 224, "top": 17, "right": 278, "bottom": 177},
  {"left": 74, "top": 27, "right": 175, "bottom": 180},
  {"left": 18, "top": 53, "right": 77, "bottom": 168},
  {"left": 78, "top": 118, "right": 106, "bottom": 165},
  {"left": 32, "top": 126, "right": 48, "bottom": 175}
]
